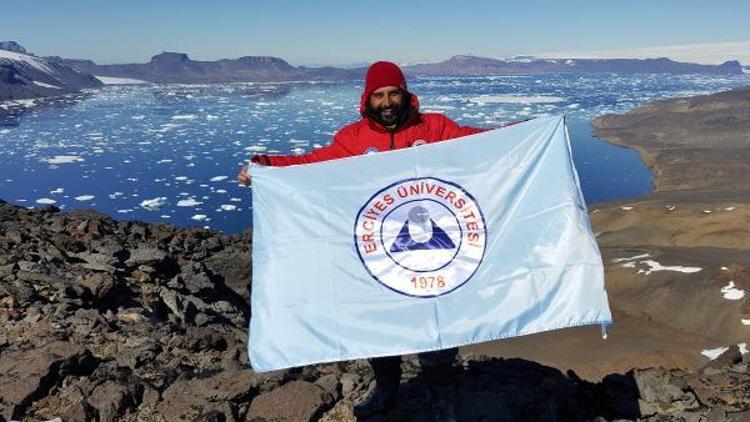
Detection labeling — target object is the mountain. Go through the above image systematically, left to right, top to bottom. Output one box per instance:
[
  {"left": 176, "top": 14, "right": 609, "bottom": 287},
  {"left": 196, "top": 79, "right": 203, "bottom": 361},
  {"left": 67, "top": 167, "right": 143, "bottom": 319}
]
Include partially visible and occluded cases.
[
  {"left": 0, "top": 42, "right": 102, "bottom": 101},
  {"left": 57, "top": 52, "right": 743, "bottom": 85},
  {"left": 58, "top": 52, "right": 363, "bottom": 84},
  {"left": 404, "top": 54, "right": 744, "bottom": 75}
]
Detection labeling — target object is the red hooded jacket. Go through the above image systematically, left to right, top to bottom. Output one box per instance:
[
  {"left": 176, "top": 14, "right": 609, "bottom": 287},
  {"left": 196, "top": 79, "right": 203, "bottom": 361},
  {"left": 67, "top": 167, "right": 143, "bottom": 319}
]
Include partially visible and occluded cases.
[{"left": 250, "top": 85, "right": 485, "bottom": 167}]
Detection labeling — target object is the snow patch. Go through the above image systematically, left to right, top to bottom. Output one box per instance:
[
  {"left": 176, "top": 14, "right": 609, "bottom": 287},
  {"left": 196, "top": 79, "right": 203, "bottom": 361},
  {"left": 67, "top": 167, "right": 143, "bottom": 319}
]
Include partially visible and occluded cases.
[
  {"left": 95, "top": 76, "right": 148, "bottom": 85},
  {"left": 612, "top": 253, "right": 650, "bottom": 263},
  {"left": 640, "top": 260, "right": 702, "bottom": 275},
  {"left": 720, "top": 281, "right": 745, "bottom": 300},
  {"left": 701, "top": 346, "right": 729, "bottom": 360}
]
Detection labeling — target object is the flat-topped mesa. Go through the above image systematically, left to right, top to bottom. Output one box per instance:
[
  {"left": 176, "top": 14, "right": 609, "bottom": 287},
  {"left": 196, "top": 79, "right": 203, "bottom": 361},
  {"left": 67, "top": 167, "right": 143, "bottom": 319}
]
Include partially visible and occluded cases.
[
  {"left": 149, "top": 51, "right": 191, "bottom": 63},
  {"left": 593, "top": 87, "right": 750, "bottom": 195}
]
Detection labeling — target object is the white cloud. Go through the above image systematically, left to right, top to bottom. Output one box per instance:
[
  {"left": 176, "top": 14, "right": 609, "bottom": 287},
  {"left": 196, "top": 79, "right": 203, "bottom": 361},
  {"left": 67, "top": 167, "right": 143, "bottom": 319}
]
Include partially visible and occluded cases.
[{"left": 535, "top": 40, "right": 750, "bottom": 65}]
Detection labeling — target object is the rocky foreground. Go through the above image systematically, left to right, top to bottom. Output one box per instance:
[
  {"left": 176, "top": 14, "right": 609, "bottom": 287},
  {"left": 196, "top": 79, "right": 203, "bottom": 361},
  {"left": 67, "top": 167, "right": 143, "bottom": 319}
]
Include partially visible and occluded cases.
[{"left": 0, "top": 201, "right": 748, "bottom": 422}]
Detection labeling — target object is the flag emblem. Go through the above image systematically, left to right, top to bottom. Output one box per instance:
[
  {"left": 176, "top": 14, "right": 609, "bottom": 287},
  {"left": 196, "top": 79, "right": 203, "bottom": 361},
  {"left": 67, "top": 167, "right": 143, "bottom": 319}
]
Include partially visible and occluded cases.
[{"left": 354, "top": 177, "right": 487, "bottom": 297}]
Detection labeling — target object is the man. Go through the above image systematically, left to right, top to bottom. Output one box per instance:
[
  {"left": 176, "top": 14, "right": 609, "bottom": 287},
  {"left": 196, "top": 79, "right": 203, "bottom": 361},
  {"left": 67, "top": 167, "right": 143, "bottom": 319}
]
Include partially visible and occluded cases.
[{"left": 238, "top": 61, "right": 485, "bottom": 418}]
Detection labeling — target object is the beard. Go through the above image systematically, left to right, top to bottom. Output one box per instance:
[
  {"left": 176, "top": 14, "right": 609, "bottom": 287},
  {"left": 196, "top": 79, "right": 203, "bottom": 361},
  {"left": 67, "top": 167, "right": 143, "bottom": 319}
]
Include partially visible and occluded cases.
[{"left": 366, "top": 95, "right": 409, "bottom": 128}]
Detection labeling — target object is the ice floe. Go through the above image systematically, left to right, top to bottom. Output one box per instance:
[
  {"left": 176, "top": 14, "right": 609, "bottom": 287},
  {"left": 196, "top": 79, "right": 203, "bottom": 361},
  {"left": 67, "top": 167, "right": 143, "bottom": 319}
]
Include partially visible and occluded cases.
[
  {"left": 469, "top": 94, "right": 565, "bottom": 104},
  {"left": 172, "top": 114, "right": 198, "bottom": 120},
  {"left": 42, "top": 155, "right": 84, "bottom": 164},
  {"left": 209, "top": 175, "right": 228, "bottom": 182},
  {"left": 50, "top": 188, "right": 64, "bottom": 194},
  {"left": 74, "top": 195, "right": 95, "bottom": 201},
  {"left": 140, "top": 197, "right": 168, "bottom": 210},
  {"left": 35, "top": 198, "right": 57, "bottom": 205},
  {"left": 177, "top": 198, "right": 203, "bottom": 207},
  {"left": 220, "top": 204, "right": 237, "bottom": 211},
  {"left": 191, "top": 214, "right": 208, "bottom": 221},
  {"left": 720, "top": 281, "right": 745, "bottom": 300}
]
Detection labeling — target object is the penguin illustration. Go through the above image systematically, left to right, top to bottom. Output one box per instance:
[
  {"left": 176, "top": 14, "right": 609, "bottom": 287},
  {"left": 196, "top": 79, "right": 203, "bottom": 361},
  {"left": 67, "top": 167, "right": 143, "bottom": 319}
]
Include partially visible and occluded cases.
[{"left": 390, "top": 205, "right": 456, "bottom": 253}]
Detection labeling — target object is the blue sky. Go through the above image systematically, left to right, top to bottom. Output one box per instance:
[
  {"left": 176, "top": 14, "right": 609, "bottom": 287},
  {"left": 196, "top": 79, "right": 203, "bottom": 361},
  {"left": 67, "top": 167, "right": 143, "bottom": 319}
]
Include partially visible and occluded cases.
[{"left": 3, "top": 0, "right": 749, "bottom": 65}]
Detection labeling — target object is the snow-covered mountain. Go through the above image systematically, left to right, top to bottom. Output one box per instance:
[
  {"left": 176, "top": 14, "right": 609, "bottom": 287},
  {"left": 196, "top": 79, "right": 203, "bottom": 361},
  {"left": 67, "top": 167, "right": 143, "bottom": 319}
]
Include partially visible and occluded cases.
[{"left": 0, "top": 42, "right": 102, "bottom": 101}]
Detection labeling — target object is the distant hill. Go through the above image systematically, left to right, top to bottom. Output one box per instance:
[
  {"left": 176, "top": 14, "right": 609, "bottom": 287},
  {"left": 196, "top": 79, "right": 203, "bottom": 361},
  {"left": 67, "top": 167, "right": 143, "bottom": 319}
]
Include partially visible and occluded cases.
[
  {"left": 0, "top": 42, "right": 102, "bottom": 101},
  {"left": 56, "top": 52, "right": 744, "bottom": 85},
  {"left": 58, "top": 52, "right": 363, "bottom": 84},
  {"left": 404, "top": 54, "right": 744, "bottom": 76}
]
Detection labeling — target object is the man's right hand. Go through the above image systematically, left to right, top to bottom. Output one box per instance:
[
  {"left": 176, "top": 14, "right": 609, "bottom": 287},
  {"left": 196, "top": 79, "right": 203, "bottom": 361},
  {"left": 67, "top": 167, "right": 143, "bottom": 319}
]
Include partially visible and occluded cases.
[{"left": 237, "top": 164, "right": 251, "bottom": 186}]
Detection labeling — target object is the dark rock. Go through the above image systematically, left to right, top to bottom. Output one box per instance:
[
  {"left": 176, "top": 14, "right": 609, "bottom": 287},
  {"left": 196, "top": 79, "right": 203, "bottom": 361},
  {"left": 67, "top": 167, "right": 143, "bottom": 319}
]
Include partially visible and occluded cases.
[
  {"left": 126, "top": 246, "right": 167, "bottom": 267},
  {"left": 204, "top": 248, "right": 251, "bottom": 299},
  {"left": 181, "top": 262, "right": 215, "bottom": 294},
  {"left": 0, "top": 341, "right": 97, "bottom": 420},
  {"left": 702, "top": 345, "right": 743, "bottom": 372},
  {"left": 156, "top": 366, "right": 257, "bottom": 420},
  {"left": 87, "top": 380, "right": 144, "bottom": 421},
  {"left": 247, "top": 380, "right": 332, "bottom": 422}
]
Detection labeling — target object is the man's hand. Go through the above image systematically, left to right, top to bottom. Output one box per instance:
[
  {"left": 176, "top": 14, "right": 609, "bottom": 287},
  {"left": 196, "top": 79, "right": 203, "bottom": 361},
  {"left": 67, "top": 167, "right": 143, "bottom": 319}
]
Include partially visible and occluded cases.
[{"left": 237, "top": 164, "right": 251, "bottom": 186}]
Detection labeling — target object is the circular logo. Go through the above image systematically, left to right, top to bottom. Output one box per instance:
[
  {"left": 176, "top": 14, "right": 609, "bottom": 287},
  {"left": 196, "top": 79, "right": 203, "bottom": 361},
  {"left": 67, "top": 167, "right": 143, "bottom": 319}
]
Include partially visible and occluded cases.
[{"left": 354, "top": 177, "right": 486, "bottom": 297}]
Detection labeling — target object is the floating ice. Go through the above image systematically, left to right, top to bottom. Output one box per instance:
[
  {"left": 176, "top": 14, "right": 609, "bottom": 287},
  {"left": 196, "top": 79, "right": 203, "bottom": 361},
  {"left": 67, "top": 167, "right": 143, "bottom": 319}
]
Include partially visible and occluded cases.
[
  {"left": 470, "top": 94, "right": 565, "bottom": 104},
  {"left": 172, "top": 114, "right": 198, "bottom": 120},
  {"left": 132, "top": 115, "right": 147, "bottom": 120},
  {"left": 43, "top": 155, "right": 84, "bottom": 164},
  {"left": 157, "top": 159, "right": 173, "bottom": 164},
  {"left": 209, "top": 175, "right": 228, "bottom": 182},
  {"left": 175, "top": 176, "right": 189, "bottom": 181},
  {"left": 50, "top": 188, "right": 64, "bottom": 194},
  {"left": 74, "top": 195, "right": 95, "bottom": 201},
  {"left": 140, "top": 197, "right": 168, "bottom": 210},
  {"left": 230, "top": 197, "right": 242, "bottom": 202},
  {"left": 35, "top": 198, "right": 57, "bottom": 204},
  {"left": 177, "top": 198, "right": 203, "bottom": 207},
  {"left": 220, "top": 204, "right": 237, "bottom": 211},
  {"left": 191, "top": 214, "right": 208, "bottom": 221},
  {"left": 720, "top": 281, "right": 745, "bottom": 300}
]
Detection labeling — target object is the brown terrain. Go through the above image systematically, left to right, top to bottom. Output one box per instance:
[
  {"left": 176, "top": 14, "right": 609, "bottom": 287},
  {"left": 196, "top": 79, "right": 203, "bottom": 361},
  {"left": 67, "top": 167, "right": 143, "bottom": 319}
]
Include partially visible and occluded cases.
[
  {"left": 465, "top": 87, "right": 750, "bottom": 382},
  {"left": 1, "top": 88, "right": 750, "bottom": 421}
]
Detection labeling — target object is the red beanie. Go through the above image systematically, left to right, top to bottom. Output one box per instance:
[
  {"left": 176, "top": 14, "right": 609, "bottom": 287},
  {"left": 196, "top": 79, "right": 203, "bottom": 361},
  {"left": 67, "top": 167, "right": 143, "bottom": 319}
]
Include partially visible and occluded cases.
[{"left": 360, "top": 61, "right": 408, "bottom": 114}]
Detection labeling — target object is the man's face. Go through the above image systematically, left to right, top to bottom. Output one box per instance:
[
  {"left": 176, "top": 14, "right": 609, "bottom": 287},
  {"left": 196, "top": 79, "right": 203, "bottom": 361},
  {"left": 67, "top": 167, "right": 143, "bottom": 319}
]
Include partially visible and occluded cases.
[{"left": 368, "top": 86, "right": 405, "bottom": 127}]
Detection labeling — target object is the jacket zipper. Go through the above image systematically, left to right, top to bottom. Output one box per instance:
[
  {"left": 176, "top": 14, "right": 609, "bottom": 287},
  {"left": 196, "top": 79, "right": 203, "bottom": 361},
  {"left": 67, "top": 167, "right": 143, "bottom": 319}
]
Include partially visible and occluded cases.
[{"left": 389, "top": 132, "right": 395, "bottom": 150}]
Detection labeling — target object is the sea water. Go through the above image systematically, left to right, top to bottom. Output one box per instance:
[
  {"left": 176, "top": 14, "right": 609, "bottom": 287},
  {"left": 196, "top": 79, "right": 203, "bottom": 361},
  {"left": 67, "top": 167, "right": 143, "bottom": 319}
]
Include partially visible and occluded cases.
[{"left": 1, "top": 73, "right": 748, "bottom": 233}]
